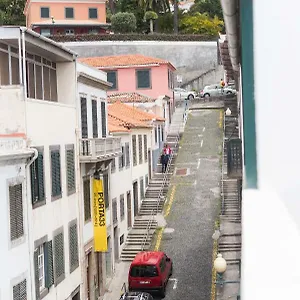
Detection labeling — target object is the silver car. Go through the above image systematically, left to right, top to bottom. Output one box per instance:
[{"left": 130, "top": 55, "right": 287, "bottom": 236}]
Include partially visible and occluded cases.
[
  {"left": 200, "top": 84, "right": 236, "bottom": 98},
  {"left": 174, "top": 87, "right": 197, "bottom": 100}
]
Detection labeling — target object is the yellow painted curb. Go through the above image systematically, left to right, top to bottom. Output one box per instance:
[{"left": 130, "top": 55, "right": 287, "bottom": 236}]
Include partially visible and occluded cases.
[
  {"left": 218, "top": 110, "right": 223, "bottom": 129},
  {"left": 164, "top": 185, "right": 176, "bottom": 218},
  {"left": 154, "top": 227, "right": 164, "bottom": 251},
  {"left": 211, "top": 238, "right": 218, "bottom": 300}
]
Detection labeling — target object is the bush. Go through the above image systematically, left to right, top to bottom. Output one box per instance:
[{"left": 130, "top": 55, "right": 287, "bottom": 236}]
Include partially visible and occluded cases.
[
  {"left": 144, "top": 11, "right": 158, "bottom": 21},
  {"left": 111, "top": 12, "right": 137, "bottom": 33}
]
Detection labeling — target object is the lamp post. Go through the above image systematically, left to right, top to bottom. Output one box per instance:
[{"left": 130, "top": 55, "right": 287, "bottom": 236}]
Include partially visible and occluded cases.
[{"left": 214, "top": 253, "right": 240, "bottom": 286}]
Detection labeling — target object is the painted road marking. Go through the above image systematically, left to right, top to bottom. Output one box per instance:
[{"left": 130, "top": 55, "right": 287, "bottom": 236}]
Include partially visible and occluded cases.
[
  {"left": 203, "top": 127, "right": 206, "bottom": 132},
  {"left": 201, "top": 139, "right": 204, "bottom": 148},
  {"left": 197, "top": 158, "right": 201, "bottom": 169},
  {"left": 164, "top": 186, "right": 176, "bottom": 218},
  {"left": 154, "top": 228, "right": 163, "bottom": 251},
  {"left": 169, "top": 278, "right": 178, "bottom": 290}
]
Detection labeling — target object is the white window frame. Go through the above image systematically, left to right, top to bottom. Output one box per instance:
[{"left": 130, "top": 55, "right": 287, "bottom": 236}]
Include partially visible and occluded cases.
[{"left": 37, "top": 244, "right": 46, "bottom": 292}]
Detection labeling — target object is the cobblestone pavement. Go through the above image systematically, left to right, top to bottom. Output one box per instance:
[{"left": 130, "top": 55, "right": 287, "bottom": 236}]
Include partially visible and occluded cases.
[{"left": 156, "top": 108, "right": 223, "bottom": 300}]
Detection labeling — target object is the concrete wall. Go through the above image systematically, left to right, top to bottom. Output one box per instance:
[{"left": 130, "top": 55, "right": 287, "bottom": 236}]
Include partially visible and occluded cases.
[{"left": 62, "top": 41, "right": 219, "bottom": 85}]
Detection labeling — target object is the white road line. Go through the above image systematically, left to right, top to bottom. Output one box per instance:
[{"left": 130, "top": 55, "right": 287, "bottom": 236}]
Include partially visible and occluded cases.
[
  {"left": 203, "top": 127, "right": 206, "bottom": 132},
  {"left": 201, "top": 139, "right": 203, "bottom": 148},
  {"left": 197, "top": 158, "right": 201, "bottom": 169},
  {"left": 194, "top": 180, "right": 197, "bottom": 186},
  {"left": 169, "top": 278, "right": 178, "bottom": 289}
]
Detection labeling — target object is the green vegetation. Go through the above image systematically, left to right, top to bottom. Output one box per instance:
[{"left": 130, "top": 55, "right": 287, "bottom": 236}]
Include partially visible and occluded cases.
[
  {"left": 0, "top": 0, "right": 26, "bottom": 26},
  {"left": 111, "top": 12, "right": 137, "bottom": 33}
]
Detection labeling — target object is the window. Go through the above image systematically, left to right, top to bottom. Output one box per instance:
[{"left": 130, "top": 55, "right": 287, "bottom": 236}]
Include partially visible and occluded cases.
[
  {"left": 40, "top": 7, "right": 50, "bottom": 18},
  {"left": 65, "top": 7, "right": 74, "bottom": 18},
  {"left": 89, "top": 8, "right": 98, "bottom": 19},
  {"left": 40, "top": 28, "right": 51, "bottom": 37},
  {"left": 65, "top": 29, "right": 75, "bottom": 35},
  {"left": 89, "top": 29, "right": 98, "bottom": 34},
  {"left": 0, "top": 50, "right": 9, "bottom": 85},
  {"left": 136, "top": 69, "right": 151, "bottom": 89},
  {"left": 107, "top": 71, "right": 117, "bottom": 90},
  {"left": 81, "top": 97, "right": 88, "bottom": 138},
  {"left": 92, "top": 99, "right": 98, "bottom": 138},
  {"left": 101, "top": 102, "right": 107, "bottom": 137},
  {"left": 155, "top": 126, "right": 158, "bottom": 144},
  {"left": 161, "top": 126, "right": 164, "bottom": 142},
  {"left": 132, "top": 135, "right": 137, "bottom": 166},
  {"left": 138, "top": 135, "right": 143, "bottom": 164},
  {"left": 143, "top": 135, "right": 148, "bottom": 162},
  {"left": 125, "top": 142, "right": 130, "bottom": 167},
  {"left": 66, "top": 145, "right": 76, "bottom": 195},
  {"left": 119, "top": 146, "right": 125, "bottom": 170},
  {"left": 50, "top": 148, "right": 62, "bottom": 199},
  {"left": 30, "top": 150, "right": 45, "bottom": 206},
  {"left": 111, "top": 158, "right": 116, "bottom": 173},
  {"left": 103, "top": 174, "right": 109, "bottom": 209},
  {"left": 83, "top": 178, "right": 91, "bottom": 222},
  {"left": 140, "top": 178, "right": 144, "bottom": 200},
  {"left": 9, "top": 183, "right": 24, "bottom": 241},
  {"left": 120, "top": 194, "right": 125, "bottom": 220},
  {"left": 112, "top": 199, "right": 117, "bottom": 224},
  {"left": 69, "top": 220, "right": 79, "bottom": 273},
  {"left": 54, "top": 230, "right": 65, "bottom": 284},
  {"left": 120, "top": 234, "right": 124, "bottom": 245},
  {"left": 34, "top": 240, "right": 54, "bottom": 299},
  {"left": 160, "top": 257, "right": 166, "bottom": 273},
  {"left": 129, "top": 265, "right": 158, "bottom": 277},
  {"left": 13, "top": 279, "right": 27, "bottom": 300}
]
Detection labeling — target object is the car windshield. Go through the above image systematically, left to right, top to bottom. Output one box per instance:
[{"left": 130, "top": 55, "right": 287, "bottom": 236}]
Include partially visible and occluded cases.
[{"left": 130, "top": 265, "right": 158, "bottom": 277}]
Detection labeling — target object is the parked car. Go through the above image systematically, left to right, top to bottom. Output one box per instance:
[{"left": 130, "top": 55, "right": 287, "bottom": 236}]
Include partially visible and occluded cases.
[
  {"left": 199, "top": 84, "right": 236, "bottom": 98},
  {"left": 174, "top": 87, "right": 197, "bottom": 100},
  {"left": 128, "top": 251, "right": 173, "bottom": 297},
  {"left": 120, "top": 291, "right": 154, "bottom": 300}
]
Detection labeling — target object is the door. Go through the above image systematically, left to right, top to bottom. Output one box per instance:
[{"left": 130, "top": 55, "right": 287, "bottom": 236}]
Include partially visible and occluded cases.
[
  {"left": 148, "top": 150, "right": 152, "bottom": 179},
  {"left": 133, "top": 181, "right": 138, "bottom": 216},
  {"left": 127, "top": 191, "right": 132, "bottom": 228},
  {"left": 114, "top": 226, "right": 119, "bottom": 262},
  {"left": 86, "top": 252, "right": 93, "bottom": 300},
  {"left": 96, "top": 253, "right": 103, "bottom": 297},
  {"left": 72, "top": 292, "right": 80, "bottom": 300}
]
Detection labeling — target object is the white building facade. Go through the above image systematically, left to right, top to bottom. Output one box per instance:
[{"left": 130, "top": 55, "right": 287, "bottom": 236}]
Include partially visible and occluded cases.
[{"left": 0, "top": 27, "right": 81, "bottom": 300}]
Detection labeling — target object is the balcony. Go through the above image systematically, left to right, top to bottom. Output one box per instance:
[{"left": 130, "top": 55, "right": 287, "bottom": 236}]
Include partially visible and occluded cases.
[{"left": 79, "top": 137, "right": 122, "bottom": 163}]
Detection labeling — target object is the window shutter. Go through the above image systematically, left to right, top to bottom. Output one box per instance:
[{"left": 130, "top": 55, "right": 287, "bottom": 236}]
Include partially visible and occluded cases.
[
  {"left": 137, "top": 70, "right": 150, "bottom": 88},
  {"left": 81, "top": 98, "right": 88, "bottom": 138},
  {"left": 92, "top": 99, "right": 98, "bottom": 138},
  {"left": 101, "top": 102, "right": 107, "bottom": 138},
  {"left": 132, "top": 135, "right": 137, "bottom": 166},
  {"left": 138, "top": 135, "right": 143, "bottom": 164},
  {"left": 143, "top": 135, "right": 147, "bottom": 162},
  {"left": 125, "top": 143, "right": 130, "bottom": 167},
  {"left": 66, "top": 148, "right": 76, "bottom": 194},
  {"left": 51, "top": 150, "right": 61, "bottom": 198},
  {"left": 37, "top": 153, "right": 45, "bottom": 201},
  {"left": 30, "top": 161, "right": 38, "bottom": 204},
  {"left": 103, "top": 174, "right": 109, "bottom": 209},
  {"left": 83, "top": 179, "right": 91, "bottom": 221},
  {"left": 9, "top": 184, "right": 24, "bottom": 241},
  {"left": 69, "top": 222, "right": 79, "bottom": 272},
  {"left": 54, "top": 232, "right": 65, "bottom": 284},
  {"left": 45, "top": 241, "right": 54, "bottom": 288},
  {"left": 34, "top": 249, "right": 40, "bottom": 299},
  {"left": 13, "top": 279, "right": 27, "bottom": 300}
]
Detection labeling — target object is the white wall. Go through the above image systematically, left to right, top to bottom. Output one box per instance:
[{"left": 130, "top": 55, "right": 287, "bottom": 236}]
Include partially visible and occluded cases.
[
  {"left": 242, "top": 1, "right": 300, "bottom": 299},
  {"left": 25, "top": 99, "right": 81, "bottom": 300},
  {"left": 0, "top": 162, "right": 31, "bottom": 300}
]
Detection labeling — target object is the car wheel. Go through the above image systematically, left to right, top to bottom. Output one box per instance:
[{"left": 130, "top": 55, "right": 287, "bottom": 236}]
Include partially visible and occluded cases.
[
  {"left": 226, "top": 91, "right": 232, "bottom": 94},
  {"left": 204, "top": 93, "right": 210, "bottom": 98},
  {"left": 187, "top": 94, "right": 195, "bottom": 100},
  {"left": 160, "top": 284, "right": 166, "bottom": 297}
]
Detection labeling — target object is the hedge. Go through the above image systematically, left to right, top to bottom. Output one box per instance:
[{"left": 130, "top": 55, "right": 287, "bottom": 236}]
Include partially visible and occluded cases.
[{"left": 51, "top": 33, "right": 217, "bottom": 43}]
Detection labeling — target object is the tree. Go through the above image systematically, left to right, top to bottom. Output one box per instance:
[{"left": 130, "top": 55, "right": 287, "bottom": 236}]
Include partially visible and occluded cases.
[
  {"left": 0, "top": 0, "right": 26, "bottom": 26},
  {"left": 189, "top": 0, "right": 223, "bottom": 20},
  {"left": 144, "top": 11, "right": 158, "bottom": 33},
  {"left": 111, "top": 12, "right": 137, "bottom": 33},
  {"left": 179, "top": 12, "right": 223, "bottom": 37}
]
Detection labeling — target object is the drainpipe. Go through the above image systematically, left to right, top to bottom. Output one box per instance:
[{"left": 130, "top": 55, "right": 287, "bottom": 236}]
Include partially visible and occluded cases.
[
  {"left": 220, "top": 0, "right": 239, "bottom": 72},
  {"left": 25, "top": 148, "right": 38, "bottom": 300}
]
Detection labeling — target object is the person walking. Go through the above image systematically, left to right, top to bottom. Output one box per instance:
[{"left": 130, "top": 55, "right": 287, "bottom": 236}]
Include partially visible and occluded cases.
[
  {"left": 162, "top": 144, "right": 172, "bottom": 173},
  {"left": 160, "top": 153, "right": 168, "bottom": 173}
]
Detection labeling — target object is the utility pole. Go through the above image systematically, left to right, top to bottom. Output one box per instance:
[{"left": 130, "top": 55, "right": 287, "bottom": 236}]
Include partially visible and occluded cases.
[{"left": 173, "top": 0, "right": 178, "bottom": 34}]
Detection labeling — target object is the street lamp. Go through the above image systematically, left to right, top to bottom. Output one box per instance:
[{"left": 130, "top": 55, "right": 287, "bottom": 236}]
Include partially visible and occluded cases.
[{"left": 214, "top": 253, "right": 240, "bottom": 286}]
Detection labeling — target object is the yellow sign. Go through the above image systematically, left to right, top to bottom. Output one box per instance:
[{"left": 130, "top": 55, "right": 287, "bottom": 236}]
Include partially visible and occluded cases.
[{"left": 93, "top": 178, "right": 108, "bottom": 252}]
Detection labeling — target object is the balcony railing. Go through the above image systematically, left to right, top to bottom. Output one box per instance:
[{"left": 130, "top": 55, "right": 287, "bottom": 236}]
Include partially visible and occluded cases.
[{"left": 79, "top": 137, "right": 121, "bottom": 163}]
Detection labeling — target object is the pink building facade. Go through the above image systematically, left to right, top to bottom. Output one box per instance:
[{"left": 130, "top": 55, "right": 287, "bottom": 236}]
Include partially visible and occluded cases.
[{"left": 24, "top": 0, "right": 108, "bottom": 37}]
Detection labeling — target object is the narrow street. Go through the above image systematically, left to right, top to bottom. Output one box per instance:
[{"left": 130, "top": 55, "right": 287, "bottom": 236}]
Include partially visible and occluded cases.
[{"left": 157, "top": 108, "right": 223, "bottom": 299}]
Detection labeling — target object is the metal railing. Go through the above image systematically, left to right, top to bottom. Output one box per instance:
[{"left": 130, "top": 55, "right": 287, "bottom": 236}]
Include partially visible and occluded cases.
[
  {"left": 221, "top": 110, "right": 226, "bottom": 215},
  {"left": 141, "top": 133, "right": 180, "bottom": 251},
  {"left": 79, "top": 137, "right": 121, "bottom": 161}
]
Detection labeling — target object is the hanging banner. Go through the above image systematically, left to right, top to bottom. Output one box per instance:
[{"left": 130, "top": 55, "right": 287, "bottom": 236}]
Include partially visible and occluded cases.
[{"left": 93, "top": 178, "right": 108, "bottom": 252}]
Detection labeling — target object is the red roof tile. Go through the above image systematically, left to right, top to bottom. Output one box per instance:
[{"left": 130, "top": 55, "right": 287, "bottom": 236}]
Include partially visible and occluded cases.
[
  {"left": 79, "top": 54, "right": 176, "bottom": 70},
  {"left": 108, "top": 92, "right": 155, "bottom": 104}
]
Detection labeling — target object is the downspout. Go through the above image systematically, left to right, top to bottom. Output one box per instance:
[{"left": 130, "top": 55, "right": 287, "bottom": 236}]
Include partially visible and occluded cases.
[
  {"left": 220, "top": 0, "right": 239, "bottom": 72},
  {"left": 25, "top": 148, "right": 38, "bottom": 300}
]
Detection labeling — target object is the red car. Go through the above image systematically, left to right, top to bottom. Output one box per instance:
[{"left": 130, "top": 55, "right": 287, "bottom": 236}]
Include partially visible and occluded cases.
[{"left": 128, "top": 251, "right": 173, "bottom": 297}]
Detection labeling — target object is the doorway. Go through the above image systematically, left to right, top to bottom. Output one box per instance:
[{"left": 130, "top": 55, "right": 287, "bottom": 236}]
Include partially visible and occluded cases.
[
  {"left": 133, "top": 181, "right": 138, "bottom": 216},
  {"left": 127, "top": 191, "right": 132, "bottom": 228},
  {"left": 114, "top": 226, "right": 119, "bottom": 262},
  {"left": 86, "top": 252, "right": 92, "bottom": 300},
  {"left": 96, "top": 253, "right": 103, "bottom": 297},
  {"left": 72, "top": 291, "right": 80, "bottom": 300}
]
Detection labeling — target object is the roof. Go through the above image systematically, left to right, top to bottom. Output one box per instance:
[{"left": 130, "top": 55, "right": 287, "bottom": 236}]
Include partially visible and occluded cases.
[
  {"left": 31, "top": 20, "right": 109, "bottom": 28},
  {"left": 79, "top": 54, "right": 176, "bottom": 70},
  {"left": 108, "top": 92, "right": 155, "bottom": 104},
  {"left": 107, "top": 101, "right": 164, "bottom": 133},
  {"left": 131, "top": 251, "right": 165, "bottom": 265}
]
